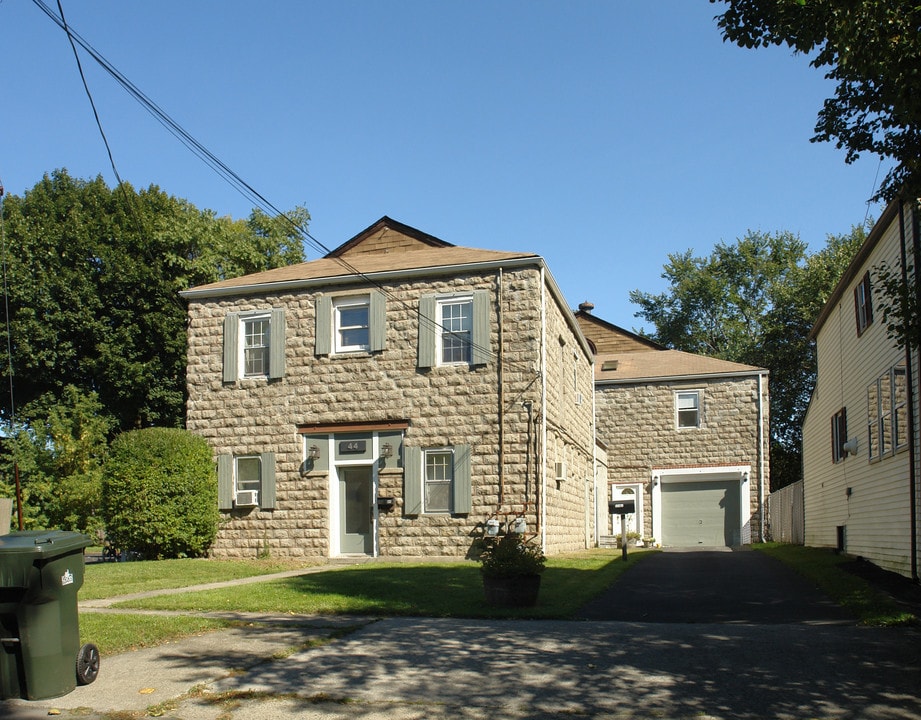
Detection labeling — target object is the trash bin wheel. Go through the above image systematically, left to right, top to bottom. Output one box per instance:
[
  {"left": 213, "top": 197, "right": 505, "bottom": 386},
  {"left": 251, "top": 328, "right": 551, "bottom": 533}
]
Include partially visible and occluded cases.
[{"left": 76, "top": 643, "right": 100, "bottom": 685}]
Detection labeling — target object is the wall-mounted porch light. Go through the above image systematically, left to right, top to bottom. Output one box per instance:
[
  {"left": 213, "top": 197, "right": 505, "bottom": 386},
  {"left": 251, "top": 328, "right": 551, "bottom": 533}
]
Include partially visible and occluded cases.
[
  {"left": 380, "top": 442, "right": 393, "bottom": 458},
  {"left": 308, "top": 445, "right": 320, "bottom": 461}
]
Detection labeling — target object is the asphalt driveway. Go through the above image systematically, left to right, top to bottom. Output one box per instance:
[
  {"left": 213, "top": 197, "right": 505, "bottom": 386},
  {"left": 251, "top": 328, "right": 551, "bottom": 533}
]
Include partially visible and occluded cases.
[{"left": 577, "top": 547, "right": 856, "bottom": 623}]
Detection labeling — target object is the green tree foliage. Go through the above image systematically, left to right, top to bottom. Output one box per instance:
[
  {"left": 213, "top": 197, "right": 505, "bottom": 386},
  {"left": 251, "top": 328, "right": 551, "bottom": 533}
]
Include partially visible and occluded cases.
[
  {"left": 711, "top": 0, "right": 921, "bottom": 201},
  {"left": 0, "top": 169, "right": 308, "bottom": 432},
  {"left": 631, "top": 227, "right": 865, "bottom": 489},
  {"left": 1, "top": 386, "right": 112, "bottom": 533},
  {"left": 101, "top": 427, "right": 218, "bottom": 559}
]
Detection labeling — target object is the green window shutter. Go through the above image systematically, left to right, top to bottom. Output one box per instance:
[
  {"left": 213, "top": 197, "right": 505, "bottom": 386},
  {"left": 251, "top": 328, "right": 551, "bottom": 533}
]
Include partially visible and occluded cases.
[
  {"left": 369, "top": 290, "right": 387, "bottom": 352},
  {"left": 471, "top": 290, "right": 490, "bottom": 366},
  {"left": 315, "top": 295, "right": 332, "bottom": 356},
  {"left": 417, "top": 295, "right": 436, "bottom": 369},
  {"left": 269, "top": 309, "right": 286, "bottom": 379},
  {"left": 223, "top": 314, "right": 239, "bottom": 383},
  {"left": 452, "top": 444, "right": 472, "bottom": 515},
  {"left": 403, "top": 446, "right": 422, "bottom": 515},
  {"left": 260, "top": 452, "right": 276, "bottom": 509},
  {"left": 217, "top": 454, "right": 234, "bottom": 511}
]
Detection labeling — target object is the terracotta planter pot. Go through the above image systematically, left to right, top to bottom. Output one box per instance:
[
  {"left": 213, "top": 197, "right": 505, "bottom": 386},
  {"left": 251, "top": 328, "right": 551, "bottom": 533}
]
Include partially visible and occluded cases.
[{"left": 482, "top": 573, "right": 542, "bottom": 607}]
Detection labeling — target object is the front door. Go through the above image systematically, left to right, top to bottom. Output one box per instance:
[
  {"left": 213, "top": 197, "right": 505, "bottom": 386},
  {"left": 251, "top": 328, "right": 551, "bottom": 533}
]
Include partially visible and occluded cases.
[{"left": 339, "top": 466, "right": 373, "bottom": 554}]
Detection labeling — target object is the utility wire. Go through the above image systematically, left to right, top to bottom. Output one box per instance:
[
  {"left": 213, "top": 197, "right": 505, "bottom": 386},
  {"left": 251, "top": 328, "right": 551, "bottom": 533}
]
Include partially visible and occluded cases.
[{"left": 34, "top": 0, "right": 528, "bottom": 372}]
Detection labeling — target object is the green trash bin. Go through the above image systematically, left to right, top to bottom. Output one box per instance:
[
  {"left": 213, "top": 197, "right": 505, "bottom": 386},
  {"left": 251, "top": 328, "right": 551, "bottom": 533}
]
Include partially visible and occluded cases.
[{"left": 0, "top": 531, "right": 100, "bottom": 700}]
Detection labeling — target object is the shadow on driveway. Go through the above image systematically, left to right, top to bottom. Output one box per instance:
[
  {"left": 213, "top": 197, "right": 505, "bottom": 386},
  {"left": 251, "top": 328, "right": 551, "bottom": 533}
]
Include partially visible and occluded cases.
[{"left": 576, "top": 548, "right": 856, "bottom": 624}]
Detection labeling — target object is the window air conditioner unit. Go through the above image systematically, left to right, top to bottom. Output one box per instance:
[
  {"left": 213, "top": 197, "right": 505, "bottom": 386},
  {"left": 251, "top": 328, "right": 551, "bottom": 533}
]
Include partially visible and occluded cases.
[
  {"left": 554, "top": 462, "right": 566, "bottom": 481},
  {"left": 235, "top": 490, "right": 259, "bottom": 507}
]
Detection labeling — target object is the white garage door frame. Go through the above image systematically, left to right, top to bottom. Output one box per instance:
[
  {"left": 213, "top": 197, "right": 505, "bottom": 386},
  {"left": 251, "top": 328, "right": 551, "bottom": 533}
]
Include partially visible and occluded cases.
[{"left": 650, "top": 465, "right": 752, "bottom": 547}]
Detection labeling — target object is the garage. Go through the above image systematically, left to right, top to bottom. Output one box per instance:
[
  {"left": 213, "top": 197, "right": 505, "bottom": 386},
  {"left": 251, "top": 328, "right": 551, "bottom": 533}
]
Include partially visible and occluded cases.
[{"left": 652, "top": 467, "right": 749, "bottom": 547}]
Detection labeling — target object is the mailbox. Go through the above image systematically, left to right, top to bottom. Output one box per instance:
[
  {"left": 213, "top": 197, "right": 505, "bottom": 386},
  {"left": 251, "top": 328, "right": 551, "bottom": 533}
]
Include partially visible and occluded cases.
[
  {"left": 377, "top": 496, "right": 395, "bottom": 511},
  {"left": 608, "top": 499, "right": 635, "bottom": 514}
]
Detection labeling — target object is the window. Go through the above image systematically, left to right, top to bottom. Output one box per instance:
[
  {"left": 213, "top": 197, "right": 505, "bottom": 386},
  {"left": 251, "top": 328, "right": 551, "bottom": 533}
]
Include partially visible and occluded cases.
[
  {"left": 854, "top": 271, "right": 874, "bottom": 336},
  {"left": 417, "top": 290, "right": 490, "bottom": 368},
  {"left": 315, "top": 291, "right": 386, "bottom": 356},
  {"left": 334, "top": 296, "right": 370, "bottom": 352},
  {"left": 438, "top": 297, "right": 473, "bottom": 364},
  {"left": 223, "top": 309, "right": 285, "bottom": 382},
  {"left": 243, "top": 316, "right": 270, "bottom": 376},
  {"left": 868, "top": 363, "right": 908, "bottom": 459},
  {"left": 676, "top": 391, "right": 700, "bottom": 429},
  {"left": 831, "top": 408, "right": 848, "bottom": 463},
  {"left": 402, "top": 445, "right": 472, "bottom": 515},
  {"left": 424, "top": 450, "right": 454, "bottom": 513},
  {"left": 217, "top": 452, "right": 276, "bottom": 510}
]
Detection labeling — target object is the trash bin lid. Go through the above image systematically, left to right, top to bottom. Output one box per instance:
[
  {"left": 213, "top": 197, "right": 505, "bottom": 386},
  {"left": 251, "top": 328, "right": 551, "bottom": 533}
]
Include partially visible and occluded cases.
[
  {"left": 0, "top": 531, "right": 91, "bottom": 558},
  {"left": 0, "top": 531, "right": 91, "bottom": 588}
]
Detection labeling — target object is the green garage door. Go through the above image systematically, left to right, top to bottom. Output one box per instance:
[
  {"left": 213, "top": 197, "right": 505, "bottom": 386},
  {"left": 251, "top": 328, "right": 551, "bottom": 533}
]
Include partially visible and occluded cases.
[{"left": 661, "top": 479, "right": 741, "bottom": 547}]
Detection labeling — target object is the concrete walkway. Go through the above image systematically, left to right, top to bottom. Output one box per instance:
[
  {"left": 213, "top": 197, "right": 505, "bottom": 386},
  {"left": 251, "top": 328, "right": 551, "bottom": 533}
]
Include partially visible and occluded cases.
[{"left": 2, "top": 554, "right": 920, "bottom": 720}]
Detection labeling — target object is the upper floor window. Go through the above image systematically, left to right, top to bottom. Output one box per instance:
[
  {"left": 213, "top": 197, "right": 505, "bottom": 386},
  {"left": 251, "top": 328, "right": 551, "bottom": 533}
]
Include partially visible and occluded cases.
[
  {"left": 854, "top": 271, "right": 874, "bottom": 336},
  {"left": 417, "top": 290, "right": 490, "bottom": 369},
  {"left": 315, "top": 291, "right": 386, "bottom": 356},
  {"left": 334, "top": 295, "right": 370, "bottom": 352},
  {"left": 438, "top": 297, "right": 473, "bottom": 364},
  {"left": 223, "top": 309, "right": 285, "bottom": 382},
  {"left": 243, "top": 316, "right": 270, "bottom": 376},
  {"left": 868, "top": 363, "right": 908, "bottom": 459},
  {"left": 675, "top": 391, "right": 701, "bottom": 429},
  {"left": 831, "top": 407, "right": 848, "bottom": 463}
]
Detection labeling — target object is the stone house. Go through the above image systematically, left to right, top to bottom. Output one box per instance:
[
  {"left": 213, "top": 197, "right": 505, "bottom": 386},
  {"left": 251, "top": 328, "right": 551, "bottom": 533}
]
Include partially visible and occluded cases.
[
  {"left": 802, "top": 199, "right": 920, "bottom": 579},
  {"left": 180, "top": 217, "right": 598, "bottom": 559},
  {"left": 576, "top": 306, "right": 770, "bottom": 547}
]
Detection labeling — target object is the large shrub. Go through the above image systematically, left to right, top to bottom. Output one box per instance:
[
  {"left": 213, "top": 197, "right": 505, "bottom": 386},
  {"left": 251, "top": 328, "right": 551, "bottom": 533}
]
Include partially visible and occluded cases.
[{"left": 101, "top": 428, "right": 218, "bottom": 559}]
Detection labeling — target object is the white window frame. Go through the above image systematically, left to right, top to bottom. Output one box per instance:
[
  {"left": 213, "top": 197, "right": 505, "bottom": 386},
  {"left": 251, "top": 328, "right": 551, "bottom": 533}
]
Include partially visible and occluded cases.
[
  {"left": 333, "top": 295, "right": 371, "bottom": 353},
  {"left": 436, "top": 296, "right": 473, "bottom": 366},
  {"left": 241, "top": 314, "right": 271, "bottom": 377},
  {"left": 868, "top": 363, "right": 908, "bottom": 460},
  {"left": 675, "top": 390, "right": 701, "bottom": 429},
  {"left": 424, "top": 448, "right": 454, "bottom": 513},
  {"left": 235, "top": 455, "right": 263, "bottom": 494}
]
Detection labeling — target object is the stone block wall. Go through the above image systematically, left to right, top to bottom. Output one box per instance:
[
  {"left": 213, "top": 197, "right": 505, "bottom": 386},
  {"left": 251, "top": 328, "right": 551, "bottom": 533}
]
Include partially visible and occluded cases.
[
  {"left": 186, "top": 264, "right": 594, "bottom": 559},
  {"left": 595, "top": 375, "right": 768, "bottom": 541}
]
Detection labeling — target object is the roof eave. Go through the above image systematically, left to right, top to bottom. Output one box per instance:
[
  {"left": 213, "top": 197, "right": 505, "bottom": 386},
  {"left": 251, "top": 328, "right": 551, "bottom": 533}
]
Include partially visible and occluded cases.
[{"left": 595, "top": 368, "right": 769, "bottom": 386}]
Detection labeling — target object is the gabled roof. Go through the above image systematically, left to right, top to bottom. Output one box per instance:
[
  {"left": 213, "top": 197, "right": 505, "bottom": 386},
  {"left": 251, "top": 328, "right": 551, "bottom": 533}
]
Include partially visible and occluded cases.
[
  {"left": 181, "top": 217, "right": 539, "bottom": 298},
  {"left": 574, "top": 306, "right": 664, "bottom": 354},
  {"left": 595, "top": 349, "right": 766, "bottom": 384}
]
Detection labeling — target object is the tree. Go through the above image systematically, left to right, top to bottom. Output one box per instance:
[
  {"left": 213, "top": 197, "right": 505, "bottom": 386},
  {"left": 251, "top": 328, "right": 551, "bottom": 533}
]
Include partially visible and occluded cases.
[
  {"left": 711, "top": 0, "right": 921, "bottom": 201},
  {"left": 0, "top": 170, "right": 308, "bottom": 432},
  {"left": 631, "top": 227, "right": 865, "bottom": 489},
  {"left": 1, "top": 386, "right": 113, "bottom": 533},
  {"left": 101, "top": 427, "right": 218, "bottom": 559}
]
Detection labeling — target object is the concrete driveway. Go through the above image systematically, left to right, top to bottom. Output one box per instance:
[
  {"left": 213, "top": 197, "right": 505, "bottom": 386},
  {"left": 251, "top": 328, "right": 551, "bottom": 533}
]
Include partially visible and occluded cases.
[{"left": 577, "top": 547, "right": 856, "bottom": 623}]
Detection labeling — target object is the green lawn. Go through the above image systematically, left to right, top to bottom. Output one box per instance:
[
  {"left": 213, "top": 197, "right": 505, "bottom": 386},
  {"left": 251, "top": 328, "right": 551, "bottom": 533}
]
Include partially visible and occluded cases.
[{"left": 78, "top": 544, "right": 917, "bottom": 656}]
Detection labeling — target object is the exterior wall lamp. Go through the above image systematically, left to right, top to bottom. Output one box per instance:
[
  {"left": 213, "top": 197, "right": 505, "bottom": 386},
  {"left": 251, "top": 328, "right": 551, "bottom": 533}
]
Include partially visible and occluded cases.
[
  {"left": 380, "top": 443, "right": 393, "bottom": 458},
  {"left": 308, "top": 445, "right": 320, "bottom": 461}
]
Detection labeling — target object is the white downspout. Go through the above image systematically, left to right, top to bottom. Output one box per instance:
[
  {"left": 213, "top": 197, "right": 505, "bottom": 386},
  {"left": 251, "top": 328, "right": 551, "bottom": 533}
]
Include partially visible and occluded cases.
[
  {"left": 540, "top": 266, "right": 548, "bottom": 552},
  {"left": 758, "top": 372, "right": 766, "bottom": 542}
]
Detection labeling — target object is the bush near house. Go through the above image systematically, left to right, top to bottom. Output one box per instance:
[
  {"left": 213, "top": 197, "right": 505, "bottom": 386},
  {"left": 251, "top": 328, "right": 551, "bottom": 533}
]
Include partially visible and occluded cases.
[{"left": 101, "top": 428, "right": 218, "bottom": 559}]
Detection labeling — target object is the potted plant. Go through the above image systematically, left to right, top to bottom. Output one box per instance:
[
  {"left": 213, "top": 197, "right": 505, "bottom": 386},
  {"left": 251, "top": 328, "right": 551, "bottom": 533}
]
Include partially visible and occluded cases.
[
  {"left": 618, "top": 531, "right": 641, "bottom": 548},
  {"left": 478, "top": 532, "right": 546, "bottom": 607}
]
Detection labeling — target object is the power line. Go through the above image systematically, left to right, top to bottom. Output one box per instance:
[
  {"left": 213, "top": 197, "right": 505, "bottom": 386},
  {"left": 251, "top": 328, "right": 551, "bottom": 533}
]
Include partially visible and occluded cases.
[{"left": 34, "top": 0, "right": 527, "bottom": 372}]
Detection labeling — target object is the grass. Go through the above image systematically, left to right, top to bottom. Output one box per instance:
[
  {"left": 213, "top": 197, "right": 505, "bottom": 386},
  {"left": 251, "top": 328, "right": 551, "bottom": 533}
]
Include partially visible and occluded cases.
[
  {"left": 753, "top": 543, "right": 918, "bottom": 626},
  {"left": 107, "top": 549, "right": 649, "bottom": 619},
  {"left": 81, "top": 557, "right": 317, "bottom": 600},
  {"left": 79, "top": 613, "right": 236, "bottom": 656}
]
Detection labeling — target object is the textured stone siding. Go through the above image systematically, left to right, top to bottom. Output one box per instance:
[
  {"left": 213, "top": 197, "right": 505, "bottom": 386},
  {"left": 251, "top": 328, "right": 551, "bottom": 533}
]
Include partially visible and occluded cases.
[
  {"left": 186, "top": 266, "right": 593, "bottom": 559},
  {"left": 595, "top": 376, "right": 768, "bottom": 541}
]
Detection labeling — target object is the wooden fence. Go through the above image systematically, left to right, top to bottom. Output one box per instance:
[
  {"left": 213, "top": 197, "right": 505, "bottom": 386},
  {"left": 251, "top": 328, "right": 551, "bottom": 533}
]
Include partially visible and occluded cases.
[{"left": 765, "top": 480, "right": 804, "bottom": 545}]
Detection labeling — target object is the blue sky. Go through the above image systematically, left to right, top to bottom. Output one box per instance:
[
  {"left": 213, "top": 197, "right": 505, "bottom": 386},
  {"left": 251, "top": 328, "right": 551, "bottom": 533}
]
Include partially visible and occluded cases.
[{"left": 1, "top": 1, "right": 889, "bottom": 332}]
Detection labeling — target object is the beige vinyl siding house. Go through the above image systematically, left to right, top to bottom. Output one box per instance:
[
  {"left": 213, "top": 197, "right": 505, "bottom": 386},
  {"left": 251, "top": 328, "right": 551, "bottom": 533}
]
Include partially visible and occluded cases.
[
  {"left": 802, "top": 200, "right": 920, "bottom": 579},
  {"left": 181, "top": 217, "right": 597, "bottom": 559},
  {"left": 575, "top": 307, "right": 769, "bottom": 548}
]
